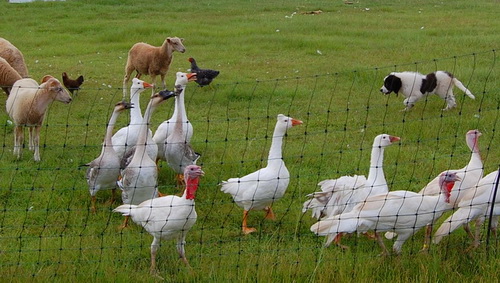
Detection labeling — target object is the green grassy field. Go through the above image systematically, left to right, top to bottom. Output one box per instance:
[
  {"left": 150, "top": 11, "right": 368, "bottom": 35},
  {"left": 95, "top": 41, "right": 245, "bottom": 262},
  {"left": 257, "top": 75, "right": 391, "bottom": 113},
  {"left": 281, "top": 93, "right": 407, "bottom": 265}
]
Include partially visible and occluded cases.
[{"left": 0, "top": 0, "right": 499, "bottom": 282}]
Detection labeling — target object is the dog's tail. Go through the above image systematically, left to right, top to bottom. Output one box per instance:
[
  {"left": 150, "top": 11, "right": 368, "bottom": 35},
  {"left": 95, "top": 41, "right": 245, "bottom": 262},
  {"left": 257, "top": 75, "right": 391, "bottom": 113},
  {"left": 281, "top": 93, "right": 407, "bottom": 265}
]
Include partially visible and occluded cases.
[{"left": 452, "top": 78, "right": 475, "bottom": 99}]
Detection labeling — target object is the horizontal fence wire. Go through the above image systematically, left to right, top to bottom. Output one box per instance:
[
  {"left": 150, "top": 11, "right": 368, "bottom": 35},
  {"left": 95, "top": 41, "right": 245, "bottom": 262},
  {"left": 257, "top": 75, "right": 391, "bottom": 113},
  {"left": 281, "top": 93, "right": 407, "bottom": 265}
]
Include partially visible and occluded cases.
[{"left": 0, "top": 49, "right": 499, "bottom": 281}]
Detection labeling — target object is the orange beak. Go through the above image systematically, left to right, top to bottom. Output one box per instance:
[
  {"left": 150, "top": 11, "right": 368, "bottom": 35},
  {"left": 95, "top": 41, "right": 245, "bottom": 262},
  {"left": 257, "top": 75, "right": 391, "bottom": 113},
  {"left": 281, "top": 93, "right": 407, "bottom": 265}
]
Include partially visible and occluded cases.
[
  {"left": 187, "top": 73, "right": 197, "bottom": 81},
  {"left": 142, "top": 82, "right": 154, "bottom": 88},
  {"left": 292, "top": 119, "right": 303, "bottom": 126},
  {"left": 389, "top": 136, "right": 401, "bottom": 143}
]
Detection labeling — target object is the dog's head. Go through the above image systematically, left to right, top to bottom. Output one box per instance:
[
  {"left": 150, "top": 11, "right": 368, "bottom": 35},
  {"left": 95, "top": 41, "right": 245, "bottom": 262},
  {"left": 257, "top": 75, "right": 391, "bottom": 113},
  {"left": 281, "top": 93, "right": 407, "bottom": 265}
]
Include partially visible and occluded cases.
[{"left": 380, "top": 74, "right": 402, "bottom": 95}]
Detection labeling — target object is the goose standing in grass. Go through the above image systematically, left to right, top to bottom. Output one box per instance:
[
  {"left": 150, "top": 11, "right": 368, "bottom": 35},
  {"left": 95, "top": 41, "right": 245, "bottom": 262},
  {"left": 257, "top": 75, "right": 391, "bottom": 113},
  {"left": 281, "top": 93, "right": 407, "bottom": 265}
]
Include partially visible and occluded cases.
[
  {"left": 153, "top": 72, "right": 198, "bottom": 183},
  {"left": 112, "top": 78, "right": 156, "bottom": 161},
  {"left": 118, "top": 89, "right": 176, "bottom": 227},
  {"left": 85, "top": 101, "right": 133, "bottom": 213},
  {"left": 220, "top": 114, "right": 303, "bottom": 234},
  {"left": 303, "top": 134, "right": 400, "bottom": 247},
  {"left": 114, "top": 165, "right": 204, "bottom": 278},
  {"left": 433, "top": 170, "right": 500, "bottom": 249},
  {"left": 311, "top": 172, "right": 460, "bottom": 255}
]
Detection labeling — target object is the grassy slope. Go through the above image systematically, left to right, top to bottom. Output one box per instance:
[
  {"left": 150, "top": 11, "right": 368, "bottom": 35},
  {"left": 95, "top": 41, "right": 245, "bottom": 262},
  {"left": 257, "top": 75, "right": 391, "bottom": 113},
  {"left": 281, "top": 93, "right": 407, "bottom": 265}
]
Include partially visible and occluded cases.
[{"left": 0, "top": 0, "right": 499, "bottom": 282}]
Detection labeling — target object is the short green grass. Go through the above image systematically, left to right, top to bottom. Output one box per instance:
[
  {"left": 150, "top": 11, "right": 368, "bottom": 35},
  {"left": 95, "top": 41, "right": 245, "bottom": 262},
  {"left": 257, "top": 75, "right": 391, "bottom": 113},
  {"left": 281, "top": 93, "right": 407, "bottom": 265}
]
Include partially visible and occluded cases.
[{"left": 0, "top": 0, "right": 499, "bottom": 282}]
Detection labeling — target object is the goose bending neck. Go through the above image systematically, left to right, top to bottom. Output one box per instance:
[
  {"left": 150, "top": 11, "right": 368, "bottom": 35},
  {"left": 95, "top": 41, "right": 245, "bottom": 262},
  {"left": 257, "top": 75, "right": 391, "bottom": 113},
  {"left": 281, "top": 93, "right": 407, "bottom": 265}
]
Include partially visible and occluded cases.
[{"left": 103, "top": 110, "right": 120, "bottom": 148}]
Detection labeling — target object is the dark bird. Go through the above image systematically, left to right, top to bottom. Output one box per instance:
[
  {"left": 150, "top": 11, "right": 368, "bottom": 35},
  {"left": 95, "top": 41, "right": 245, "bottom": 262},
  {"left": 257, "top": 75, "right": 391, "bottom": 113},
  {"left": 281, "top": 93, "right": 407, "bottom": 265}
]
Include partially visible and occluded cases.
[
  {"left": 188, "top": 57, "right": 219, "bottom": 87},
  {"left": 62, "top": 72, "right": 84, "bottom": 94}
]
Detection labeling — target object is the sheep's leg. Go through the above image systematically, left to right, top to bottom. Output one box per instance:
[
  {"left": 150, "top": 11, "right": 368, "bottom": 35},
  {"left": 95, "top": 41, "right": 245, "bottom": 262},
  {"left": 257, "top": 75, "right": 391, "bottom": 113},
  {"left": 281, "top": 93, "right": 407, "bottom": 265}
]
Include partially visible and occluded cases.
[
  {"left": 123, "top": 64, "right": 135, "bottom": 99},
  {"left": 150, "top": 74, "right": 157, "bottom": 95},
  {"left": 160, "top": 74, "right": 166, "bottom": 89},
  {"left": 13, "top": 126, "right": 24, "bottom": 159},
  {"left": 33, "top": 126, "right": 41, "bottom": 162},
  {"left": 28, "top": 127, "right": 35, "bottom": 151}
]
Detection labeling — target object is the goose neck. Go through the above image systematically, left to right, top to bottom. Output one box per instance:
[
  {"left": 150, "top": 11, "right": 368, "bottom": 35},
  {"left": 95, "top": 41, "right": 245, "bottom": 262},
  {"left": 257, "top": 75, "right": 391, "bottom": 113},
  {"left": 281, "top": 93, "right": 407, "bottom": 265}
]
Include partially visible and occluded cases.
[
  {"left": 173, "top": 87, "right": 187, "bottom": 122},
  {"left": 129, "top": 90, "right": 143, "bottom": 124},
  {"left": 134, "top": 101, "right": 156, "bottom": 155},
  {"left": 103, "top": 110, "right": 120, "bottom": 147},
  {"left": 267, "top": 124, "right": 286, "bottom": 163},
  {"left": 367, "top": 145, "right": 386, "bottom": 185}
]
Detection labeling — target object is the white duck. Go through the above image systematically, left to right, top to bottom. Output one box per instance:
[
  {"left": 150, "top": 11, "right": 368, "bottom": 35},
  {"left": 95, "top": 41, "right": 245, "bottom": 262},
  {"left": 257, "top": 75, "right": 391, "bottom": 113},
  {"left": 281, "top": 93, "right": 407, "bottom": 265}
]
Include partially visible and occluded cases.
[
  {"left": 153, "top": 72, "right": 196, "bottom": 163},
  {"left": 112, "top": 78, "right": 157, "bottom": 161},
  {"left": 118, "top": 89, "right": 176, "bottom": 227},
  {"left": 85, "top": 101, "right": 133, "bottom": 213},
  {"left": 220, "top": 114, "right": 303, "bottom": 234},
  {"left": 397, "top": 129, "right": 484, "bottom": 250},
  {"left": 303, "top": 134, "right": 400, "bottom": 220},
  {"left": 114, "top": 165, "right": 204, "bottom": 277},
  {"left": 433, "top": 170, "right": 500, "bottom": 249},
  {"left": 311, "top": 172, "right": 460, "bottom": 255}
]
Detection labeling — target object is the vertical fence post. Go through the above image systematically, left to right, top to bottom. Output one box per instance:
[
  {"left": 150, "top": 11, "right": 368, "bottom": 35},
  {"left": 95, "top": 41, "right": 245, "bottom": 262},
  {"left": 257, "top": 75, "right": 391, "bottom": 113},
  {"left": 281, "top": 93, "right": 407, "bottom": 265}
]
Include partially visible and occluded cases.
[{"left": 486, "top": 166, "right": 500, "bottom": 248}]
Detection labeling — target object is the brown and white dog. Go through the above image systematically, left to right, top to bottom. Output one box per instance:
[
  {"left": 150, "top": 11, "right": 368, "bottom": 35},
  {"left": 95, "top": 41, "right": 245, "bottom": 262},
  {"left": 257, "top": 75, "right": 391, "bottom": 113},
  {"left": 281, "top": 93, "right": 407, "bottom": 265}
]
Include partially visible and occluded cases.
[{"left": 380, "top": 71, "right": 475, "bottom": 111}]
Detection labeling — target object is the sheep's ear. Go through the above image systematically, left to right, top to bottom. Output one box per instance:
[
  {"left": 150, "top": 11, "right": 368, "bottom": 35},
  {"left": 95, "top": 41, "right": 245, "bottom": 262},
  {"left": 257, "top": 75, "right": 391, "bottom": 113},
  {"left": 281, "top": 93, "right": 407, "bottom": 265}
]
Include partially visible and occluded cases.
[
  {"left": 166, "top": 37, "right": 172, "bottom": 43},
  {"left": 180, "top": 38, "right": 184, "bottom": 42},
  {"left": 41, "top": 75, "right": 54, "bottom": 83},
  {"left": 44, "top": 78, "right": 62, "bottom": 90}
]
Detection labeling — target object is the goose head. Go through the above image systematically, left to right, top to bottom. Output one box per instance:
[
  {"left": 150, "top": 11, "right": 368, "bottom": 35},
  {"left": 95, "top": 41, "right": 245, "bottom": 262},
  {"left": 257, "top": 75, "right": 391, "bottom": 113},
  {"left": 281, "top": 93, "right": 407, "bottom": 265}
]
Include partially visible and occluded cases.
[
  {"left": 174, "top": 72, "right": 197, "bottom": 91},
  {"left": 130, "top": 78, "right": 153, "bottom": 98},
  {"left": 151, "top": 89, "right": 177, "bottom": 105},
  {"left": 113, "top": 101, "right": 134, "bottom": 113},
  {"left": 276, "top": 114, "right": 303, "bottom": 131},
  {"left": 372, "top": 134, "right": 400, "bottom": 148}
]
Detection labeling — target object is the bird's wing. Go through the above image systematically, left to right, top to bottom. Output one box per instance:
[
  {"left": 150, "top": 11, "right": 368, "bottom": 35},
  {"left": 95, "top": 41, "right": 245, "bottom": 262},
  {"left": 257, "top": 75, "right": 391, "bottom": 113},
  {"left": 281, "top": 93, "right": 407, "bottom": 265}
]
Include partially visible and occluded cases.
[{"left": 433, "top": 204, "right": 487, "bottom": 244}]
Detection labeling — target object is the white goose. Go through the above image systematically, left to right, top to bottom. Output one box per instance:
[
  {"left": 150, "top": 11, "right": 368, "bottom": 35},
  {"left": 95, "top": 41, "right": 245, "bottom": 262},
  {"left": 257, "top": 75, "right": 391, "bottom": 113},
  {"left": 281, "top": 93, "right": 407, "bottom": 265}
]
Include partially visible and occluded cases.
[
  {"left": 153, "top": 72, "right": 196, "bottom": 163},
  {"left": 112, "top": 78, "right": 157, "bottom": 161},
  {"left": 118, "top": 90, "right": 176, "bottom": 227},
  {"left": 85, "top": 101, "right": 133, "bottom": 213},
  {"left": 220, "top": 114, "right": 303, "bottom": 234},
  {"left": 400, "top": 129, "right": 484, "bottom": 250},
  {"left": 303, "top": 134, "right": 400, "bottom": 220},
  {"left": 114, "top": 165, "right": 204, "bottom": 277},
  {"left": 433, "top": 170, "right": 500, "bottom": 249},
  {"left": 311, "top": 172, "right": 460, "bottom": 255},
  {"left": 302, "top": 175, "right": 367, "bottom": 220}
]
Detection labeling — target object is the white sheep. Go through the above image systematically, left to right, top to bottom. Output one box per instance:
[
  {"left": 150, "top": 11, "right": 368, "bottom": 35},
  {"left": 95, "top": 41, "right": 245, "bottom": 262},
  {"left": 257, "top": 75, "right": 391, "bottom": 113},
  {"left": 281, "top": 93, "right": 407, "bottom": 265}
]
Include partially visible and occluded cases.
[
  {"left": 0, "top": 37, "right": 29, "bottom": 78},
  {"left": 122, "top": 37, "right": 186, "bottom": 97},
  {"left": 0, "top": 57, "right": 22, "bottom": 95},
  {"left": 6, "top": 76, "right": 72, "bottom": 162}
]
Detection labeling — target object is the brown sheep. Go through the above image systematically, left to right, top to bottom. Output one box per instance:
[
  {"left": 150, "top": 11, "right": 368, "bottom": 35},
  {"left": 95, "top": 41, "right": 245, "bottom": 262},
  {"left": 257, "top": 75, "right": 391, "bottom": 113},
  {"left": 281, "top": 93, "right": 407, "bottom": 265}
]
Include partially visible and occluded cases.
[
  {"left": 0, "top": 37, "right": 29, "bottom": 78},
  {"left": 122, "top": 37, "right": 185, "bottom": 97},
  {"left": 0, "top": 57, "right": 22, "bottom": 95},
  {"left": 6, "top": 76, "right": 72, "bottom": 162}
]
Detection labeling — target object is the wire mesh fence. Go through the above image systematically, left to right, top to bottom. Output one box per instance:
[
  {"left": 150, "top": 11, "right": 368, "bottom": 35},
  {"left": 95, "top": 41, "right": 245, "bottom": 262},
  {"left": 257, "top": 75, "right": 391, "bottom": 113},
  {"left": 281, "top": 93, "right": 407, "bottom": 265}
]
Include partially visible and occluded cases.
[{"left": 0, "top": 50, "right": 499, "bottom": 281}]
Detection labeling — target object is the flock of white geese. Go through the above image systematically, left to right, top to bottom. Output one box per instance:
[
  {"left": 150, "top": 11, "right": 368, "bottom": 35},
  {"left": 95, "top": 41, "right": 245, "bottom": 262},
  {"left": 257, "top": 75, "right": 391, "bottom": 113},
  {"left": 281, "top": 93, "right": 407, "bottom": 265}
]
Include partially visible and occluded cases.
[{"left": 84, "top": 72, "right": 498, "bottom": 276}]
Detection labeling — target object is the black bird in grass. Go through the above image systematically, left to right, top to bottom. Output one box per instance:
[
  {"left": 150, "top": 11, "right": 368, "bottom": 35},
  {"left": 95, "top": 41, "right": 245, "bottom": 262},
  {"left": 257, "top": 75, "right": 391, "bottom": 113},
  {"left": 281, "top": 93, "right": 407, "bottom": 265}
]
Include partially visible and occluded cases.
[
  {"left": 188, "top": 57, "right": 219, "bottom": 87},
  {"left": 62, "top": 72, "right": 84, "bottom": 94}
]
